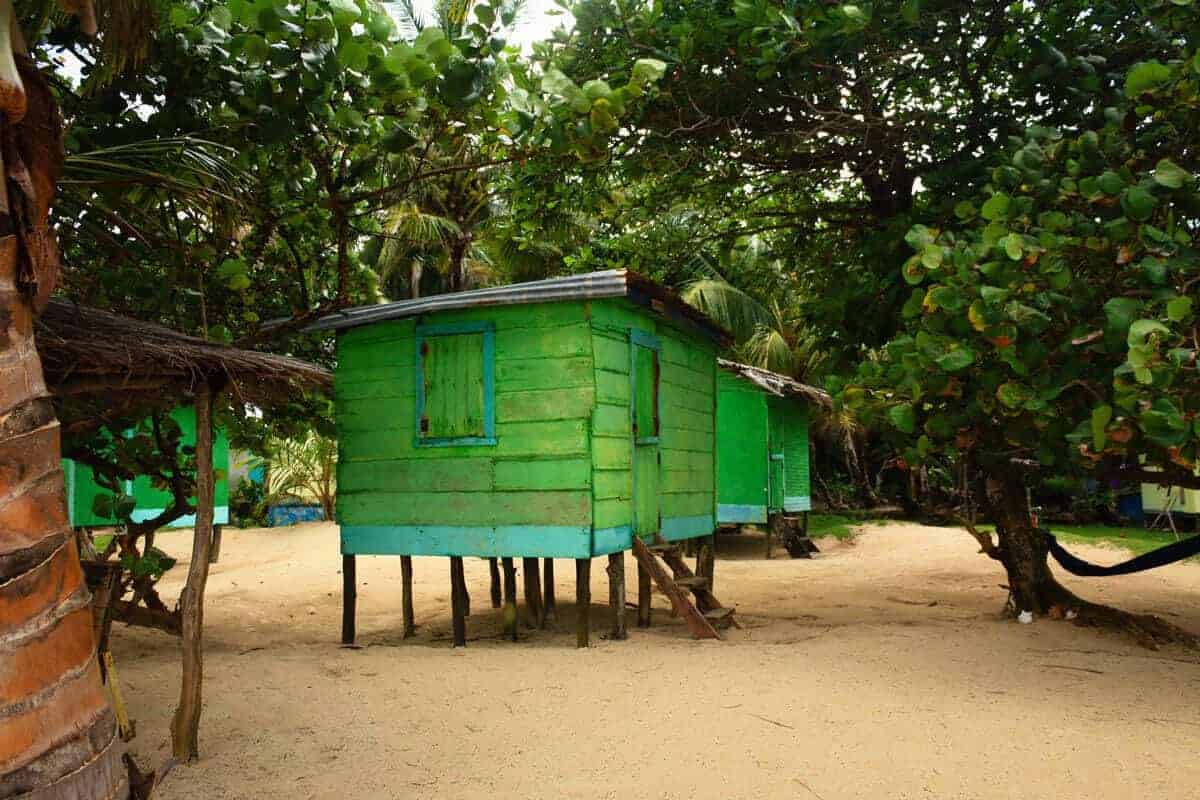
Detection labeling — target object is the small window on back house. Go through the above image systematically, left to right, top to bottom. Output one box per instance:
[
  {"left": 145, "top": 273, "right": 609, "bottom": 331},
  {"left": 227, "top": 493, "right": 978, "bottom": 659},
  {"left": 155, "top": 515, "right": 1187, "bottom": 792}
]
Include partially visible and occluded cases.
[{"left": 416, "top": 324, "right": 495, "bottom": 445}]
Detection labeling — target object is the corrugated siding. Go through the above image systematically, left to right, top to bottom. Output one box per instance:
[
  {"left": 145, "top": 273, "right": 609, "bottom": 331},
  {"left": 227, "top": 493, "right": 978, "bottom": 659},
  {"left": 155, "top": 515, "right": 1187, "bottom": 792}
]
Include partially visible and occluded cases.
[
  {"left": 335, "top": 302, "right": 594, "bottom": 529},
  {"left": 781, "top": 400, "right": 811, "bottom": 511}
]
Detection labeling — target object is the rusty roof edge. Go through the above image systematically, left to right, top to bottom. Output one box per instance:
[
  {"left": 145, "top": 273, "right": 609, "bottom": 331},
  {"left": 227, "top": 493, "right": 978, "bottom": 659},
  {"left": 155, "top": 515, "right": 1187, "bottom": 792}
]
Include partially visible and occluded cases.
[{"left": 306, "top": 270, "right": 731, "bottom": 345}]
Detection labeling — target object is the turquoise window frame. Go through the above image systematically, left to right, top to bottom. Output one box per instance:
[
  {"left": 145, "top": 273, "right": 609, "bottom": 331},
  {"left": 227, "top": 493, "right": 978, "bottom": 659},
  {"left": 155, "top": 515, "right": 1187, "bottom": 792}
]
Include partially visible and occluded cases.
[
  {"left": 414, "top": 321, "right": 496, "bottom": 447},
  {"left": 629, "top": 327, "right": 662, "bottom": 445}
]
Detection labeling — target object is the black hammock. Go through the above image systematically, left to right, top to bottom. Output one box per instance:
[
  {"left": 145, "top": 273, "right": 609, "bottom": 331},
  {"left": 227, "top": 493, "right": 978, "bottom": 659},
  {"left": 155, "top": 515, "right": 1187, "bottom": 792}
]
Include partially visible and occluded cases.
[{"left": 1045, "top": 530, "right": 1200, "bottom": 577}]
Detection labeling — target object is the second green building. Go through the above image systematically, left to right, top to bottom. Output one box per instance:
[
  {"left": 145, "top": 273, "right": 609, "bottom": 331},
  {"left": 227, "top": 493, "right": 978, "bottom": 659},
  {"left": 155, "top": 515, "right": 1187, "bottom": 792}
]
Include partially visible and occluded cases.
[{"left": 716, "top": 359, "right": 827, "bottom": 554}]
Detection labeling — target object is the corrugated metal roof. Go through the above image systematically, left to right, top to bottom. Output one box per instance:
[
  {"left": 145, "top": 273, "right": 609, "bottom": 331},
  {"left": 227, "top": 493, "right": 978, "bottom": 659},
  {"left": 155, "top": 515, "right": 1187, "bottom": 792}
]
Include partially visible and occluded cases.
[
  {"left": 307, "top": 269, "right": 731, "bottom": 344},
  {"left": 718, "top": 358, "right": 830, "bottom": 407}
]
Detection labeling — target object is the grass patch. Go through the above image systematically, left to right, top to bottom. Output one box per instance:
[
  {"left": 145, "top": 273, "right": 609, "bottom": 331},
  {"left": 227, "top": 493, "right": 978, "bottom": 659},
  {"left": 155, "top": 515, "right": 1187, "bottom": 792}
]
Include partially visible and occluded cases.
[{"left": 808, "top": 514, "right": 871, "bottom": 540}]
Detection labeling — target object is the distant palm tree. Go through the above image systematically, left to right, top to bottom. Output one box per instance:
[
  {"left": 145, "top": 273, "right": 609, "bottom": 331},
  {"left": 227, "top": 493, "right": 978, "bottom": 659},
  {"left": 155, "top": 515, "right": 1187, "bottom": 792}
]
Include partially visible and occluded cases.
[
  {"left": 375, "top": 0, "right": 532, "bottom": 298},
  {"left": 681, "top": 236, "right": 826, "bottom": 381},
  {"left": 681, "top": 238, "right": 876, "bottom": 501}
]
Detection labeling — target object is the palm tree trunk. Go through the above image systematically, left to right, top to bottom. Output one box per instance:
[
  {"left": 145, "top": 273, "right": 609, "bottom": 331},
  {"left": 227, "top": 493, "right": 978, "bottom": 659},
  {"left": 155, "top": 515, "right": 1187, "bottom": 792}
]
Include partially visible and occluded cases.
[
  {"left": 0, "top": 45, "right": 129, "bottom": 800},
  {"left": 448, "top": 236, "right": 468, "bottom": 292}
]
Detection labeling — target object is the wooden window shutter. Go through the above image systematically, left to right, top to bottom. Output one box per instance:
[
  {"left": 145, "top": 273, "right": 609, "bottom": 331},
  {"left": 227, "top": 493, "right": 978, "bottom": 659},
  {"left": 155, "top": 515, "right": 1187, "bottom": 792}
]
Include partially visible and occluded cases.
[{"left": 421, "top": 332, "right": 486, "bottom": 439}]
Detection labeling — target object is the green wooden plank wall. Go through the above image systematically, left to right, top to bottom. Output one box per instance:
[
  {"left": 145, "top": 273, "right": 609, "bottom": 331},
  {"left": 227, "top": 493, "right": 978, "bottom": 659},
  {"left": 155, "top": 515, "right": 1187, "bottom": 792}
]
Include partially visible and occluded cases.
[
  {"left": 336, "top": 297, "right": 720, "bottom": 557},
  {"left": 587, "top": 299, "right": 717, "bottom": 544},
  {"left": 589, "top": 301, "right": 637, "bottom": 543},
  {"left": 335, "top": 302, "right": 595, "bottom": 555},
  {"left": 658, "top": 322, "right": 717, "bottom": 539},
  {"left": 716, "top": 371, "right": 769, "bottom": 524},
  {"left": 63, "top": 407, "right": 230, "bottom": 528}
]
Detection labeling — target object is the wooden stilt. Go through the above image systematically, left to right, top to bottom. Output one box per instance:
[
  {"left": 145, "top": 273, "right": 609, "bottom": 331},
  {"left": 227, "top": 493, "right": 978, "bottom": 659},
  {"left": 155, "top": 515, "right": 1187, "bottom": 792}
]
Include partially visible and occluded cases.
[
  {"left": 172, "top": 383, "right": 218, "bottom": 761},
  {"left": 698, "top": 534, "right": 716, "bottom": 594},
  {"left": 607, "top": 552, "right": 627, "bottom": 640},
  {"left": 401, "top": 555, "right": 415, "bottom": 638},
  {"left": 450, "top": 557, "right": 467, "bottom": 648},
  {"left": 501, "top": 557, "right": 517, "bottom": 641},
  {"left": 522, "top": 557, "right": 544, "bottom": 628},
  {"left": 488, "top": 558, "right": 502, "bottom": 609},
  {"left": 576, "top": 558, "right": 591, "bottom": 648},
  {"left": 342, "top": 559, "right": 357, "bottom": 646},
  {"left": 543, "top": 559, "right": 557, "bottom": 623},
  {"left": 637, "top": 559, "right": 652, "bottom": 628}
]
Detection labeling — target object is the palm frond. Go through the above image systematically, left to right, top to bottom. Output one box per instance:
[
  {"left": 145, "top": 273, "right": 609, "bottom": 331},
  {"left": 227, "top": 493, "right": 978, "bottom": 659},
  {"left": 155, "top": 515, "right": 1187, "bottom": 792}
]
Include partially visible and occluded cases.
[
  {"left": 67, "top": 0, "right": 160, "bottom": 92},
  {"left": 385, "top": 0, "right": 428, "bottom": 40},
  {"left": 62, "top": 136, "right": 245, "bottom": 202},
  {"left": 681, "top": 278, "right": 775, "bottom": 342},
  {"left": 743, "top": 324, "right": 796, "bottom": 375}
]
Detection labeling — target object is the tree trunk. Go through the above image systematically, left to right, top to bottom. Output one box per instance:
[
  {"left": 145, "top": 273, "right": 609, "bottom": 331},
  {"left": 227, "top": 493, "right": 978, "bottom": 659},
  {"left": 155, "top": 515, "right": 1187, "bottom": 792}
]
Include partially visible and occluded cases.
[
  {"left": 0, "top": 49, "right": 129, "bottom": 800},
  {"left": 448, "top": 237, "right": 468, "bottom": 292},
  {"left": 171, "top": 384, "right": 217, "bottom": 762},
  {"left": 986, "top": 475, "right": 1196, "bottom": 648},
  {"left": 989, "top": 477, "right": 1065, "bottom": 615}
]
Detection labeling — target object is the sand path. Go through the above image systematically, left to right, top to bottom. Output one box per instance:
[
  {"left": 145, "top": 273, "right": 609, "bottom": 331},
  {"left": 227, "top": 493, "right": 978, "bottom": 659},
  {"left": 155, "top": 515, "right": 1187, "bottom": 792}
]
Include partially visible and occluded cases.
[{"left": 115, "top": 521, "right": 1200, "bottom": 799}]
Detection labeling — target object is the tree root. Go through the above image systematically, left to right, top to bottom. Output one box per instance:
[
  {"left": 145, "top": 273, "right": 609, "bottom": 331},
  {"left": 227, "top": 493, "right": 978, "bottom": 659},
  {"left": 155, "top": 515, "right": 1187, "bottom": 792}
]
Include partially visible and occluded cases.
[
  {"left": 1011, "top": 574, "right": 1198, "bottom": 651},
  {"left": 1067, "top": 599, "right": 1198, "bottom": 651}
]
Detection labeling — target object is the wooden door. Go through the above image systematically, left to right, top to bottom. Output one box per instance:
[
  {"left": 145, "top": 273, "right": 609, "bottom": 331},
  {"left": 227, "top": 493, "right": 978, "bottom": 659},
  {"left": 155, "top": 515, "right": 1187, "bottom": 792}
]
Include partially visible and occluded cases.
[
  {"left": 631, "top": 331, "right": 661, "bottom": 538},
  {"left": 767, "top": 402, "right": 786, "bottom": 513}
]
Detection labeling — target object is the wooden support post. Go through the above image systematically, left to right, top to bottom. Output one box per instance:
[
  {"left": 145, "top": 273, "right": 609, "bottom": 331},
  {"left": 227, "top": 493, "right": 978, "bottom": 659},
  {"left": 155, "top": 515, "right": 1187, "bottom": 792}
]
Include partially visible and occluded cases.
[
  {"left": 171, "top": 383, "right": 217, "bottom": 762},
  {"left": 209, "top": 524, "right": 222, "bottom": 564},
  {"left": 697, "top": 534, "right": 716, "bottom": 595},
  {"left": 607, "top": 552, "right": 627, "bottom": 640},
  {"left": 341, "top": 554, "right": 357, "bottom": 645},
  {"left": 401, "top": 556, "right": 415, "bottom": 639},
  {"left": 450, "top": 557, "right": 467, "bottom": 647},
  {"left": 501, "top": 557, "right": 517, "bottom": 641},
  {"left": 522, "top": 557, "right": 544, "bottom": 628},
  {"left": 488, "top": 558, "right": 502, "bottom": 609},
  {"left": 576, "top": 558, "right": 591, "bottom": 648},
  {"left": 543, "top": 559, "right": 557, "bottom": 623},
  {"left": 637, "top": 559, "right": 652, "bottom": 628}
]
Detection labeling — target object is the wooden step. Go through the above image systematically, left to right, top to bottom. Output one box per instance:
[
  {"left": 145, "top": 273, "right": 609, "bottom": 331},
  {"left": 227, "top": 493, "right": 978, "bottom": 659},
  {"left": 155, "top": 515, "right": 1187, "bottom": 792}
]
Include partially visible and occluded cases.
[
  {"left": 631, "top": 538, "right": 720, "bottom": 640},
  {"left": 647, "top": 541, "right": 681, "bottom": 553},
  {"left": 673, "top": 575, "right": 710, "bottom": 590},
  {"left": 703, "top": 606, "right": 736, "bottom": 629}
]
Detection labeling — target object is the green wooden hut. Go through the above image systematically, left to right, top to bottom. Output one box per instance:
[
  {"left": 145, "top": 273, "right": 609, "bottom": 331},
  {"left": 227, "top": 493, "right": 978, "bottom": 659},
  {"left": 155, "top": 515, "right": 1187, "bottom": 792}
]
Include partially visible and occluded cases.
[
  {"left": 311, "top": 270, "right": 732, "bottom": 646},
  {"left": 715, "top": 359, "right": 828, "bottom": 556},
  {"left": 63, "top": 407, "right": 231, "bottom": 529}
]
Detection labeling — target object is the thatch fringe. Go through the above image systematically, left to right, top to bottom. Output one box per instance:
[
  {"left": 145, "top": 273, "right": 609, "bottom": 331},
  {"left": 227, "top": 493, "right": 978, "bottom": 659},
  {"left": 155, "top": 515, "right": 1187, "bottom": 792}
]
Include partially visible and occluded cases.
[
  {"left": 36, "top": 298, "right": 331, "bottom": 405},
  {"left": 717, "top": 358, "right": 830, "bottom": 407}
]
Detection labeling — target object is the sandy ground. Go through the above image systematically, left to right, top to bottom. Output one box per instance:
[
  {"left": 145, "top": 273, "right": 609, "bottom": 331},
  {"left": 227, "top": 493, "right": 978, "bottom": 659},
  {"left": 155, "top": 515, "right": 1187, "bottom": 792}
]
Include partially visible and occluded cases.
[{"left": 112, "top": 522, "right": 1200, "bottom": 800}]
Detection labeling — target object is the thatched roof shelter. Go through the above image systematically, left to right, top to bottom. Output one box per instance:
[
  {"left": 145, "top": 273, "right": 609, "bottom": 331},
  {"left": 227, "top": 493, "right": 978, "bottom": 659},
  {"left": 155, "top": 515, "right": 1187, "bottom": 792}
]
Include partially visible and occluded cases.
[
  {"left": 36, "top": 298, "right": 331, "bottom": 407},
  {"left": 717, "top": 358, "right": 830, "bottom": 407}
]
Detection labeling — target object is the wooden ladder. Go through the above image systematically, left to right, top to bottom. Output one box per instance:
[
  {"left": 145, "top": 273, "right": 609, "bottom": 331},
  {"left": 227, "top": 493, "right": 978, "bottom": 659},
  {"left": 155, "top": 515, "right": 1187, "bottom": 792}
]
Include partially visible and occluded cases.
[{"left": 630, "top": 538, "right": 735, "bottom": 639}]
